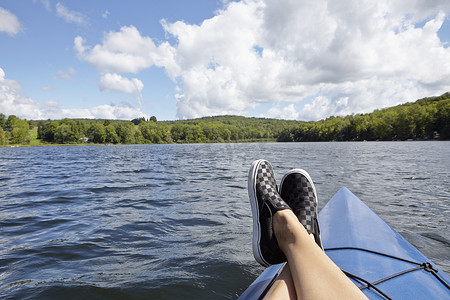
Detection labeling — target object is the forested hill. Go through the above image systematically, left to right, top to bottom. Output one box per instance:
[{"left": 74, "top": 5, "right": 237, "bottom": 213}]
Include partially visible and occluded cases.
[
  {"left": 277, "top": 92, "right": 450, "bottom": 142},
  {"left": 0, "top": 93, "right": 449, "bottom": 146}
]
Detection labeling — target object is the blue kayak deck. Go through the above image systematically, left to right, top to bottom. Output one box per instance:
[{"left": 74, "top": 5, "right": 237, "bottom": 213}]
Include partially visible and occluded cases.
[{"left": 239, "top": 187, "right": 450, "bottom": 299}]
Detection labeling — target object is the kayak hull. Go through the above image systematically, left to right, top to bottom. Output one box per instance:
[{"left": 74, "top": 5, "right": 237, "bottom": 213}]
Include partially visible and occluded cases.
[{"left": 239, "top": 187, "right": 450, "bottom": 299}]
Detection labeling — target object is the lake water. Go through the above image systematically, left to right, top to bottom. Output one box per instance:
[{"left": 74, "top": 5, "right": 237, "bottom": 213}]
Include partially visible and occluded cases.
[{"left": 1, "top": 142, "right": 449, "bottom": 299}]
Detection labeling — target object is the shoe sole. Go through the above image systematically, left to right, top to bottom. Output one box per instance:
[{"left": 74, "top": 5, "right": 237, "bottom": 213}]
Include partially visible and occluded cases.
[
  {"left": 248, "top": 159, "right": 270, "bottom": 267},
  {"left": 279, "top": 169, "right": 323, "bottom": 249}
]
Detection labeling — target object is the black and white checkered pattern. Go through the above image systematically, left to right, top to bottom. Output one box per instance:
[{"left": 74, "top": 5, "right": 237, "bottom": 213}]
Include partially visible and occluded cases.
[
  {"left": 248, "top": 159, "right": 290, "bottom": 267},
  {"left": 255, "top": 161, "right": 290, "bottom": 212},
  {"left": 280, "top": 169, "right": 323, "bottom": 249}
]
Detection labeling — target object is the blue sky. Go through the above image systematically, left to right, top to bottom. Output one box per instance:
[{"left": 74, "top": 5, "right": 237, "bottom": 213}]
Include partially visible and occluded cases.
[{"left": 1, "top": 0, "right": 450, "bottom": 121}]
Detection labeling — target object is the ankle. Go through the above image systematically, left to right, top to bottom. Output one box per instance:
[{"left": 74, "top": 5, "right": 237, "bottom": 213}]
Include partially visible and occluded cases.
[{"left": 273, "top": 209, "right": 297, "bottom": 246}]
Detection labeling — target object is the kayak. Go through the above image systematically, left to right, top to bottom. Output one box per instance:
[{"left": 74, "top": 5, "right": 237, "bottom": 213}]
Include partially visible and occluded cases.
[{"left": 239, "top": 187, "right": 450, "bottom": 299}]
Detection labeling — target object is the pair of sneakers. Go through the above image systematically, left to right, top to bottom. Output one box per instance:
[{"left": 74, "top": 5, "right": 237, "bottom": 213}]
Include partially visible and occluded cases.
[{"left": 248, "top": 159, "right": 323, "bottom": 267}]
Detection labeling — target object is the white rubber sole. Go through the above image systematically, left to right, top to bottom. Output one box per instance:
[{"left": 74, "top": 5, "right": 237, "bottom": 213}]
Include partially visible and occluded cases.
[{"left": 248, "top": 159, "right": 270, "bottom": 267}]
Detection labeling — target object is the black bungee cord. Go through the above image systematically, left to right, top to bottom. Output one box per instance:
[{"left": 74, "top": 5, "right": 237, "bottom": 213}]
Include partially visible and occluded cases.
[{"left": 325, "top": 247, "right": 450, "bottom": 300}]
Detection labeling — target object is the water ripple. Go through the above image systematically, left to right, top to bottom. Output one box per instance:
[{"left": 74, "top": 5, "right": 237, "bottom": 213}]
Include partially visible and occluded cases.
[{"left": 0, "top": 142, "right": 448, "bottom": 299}]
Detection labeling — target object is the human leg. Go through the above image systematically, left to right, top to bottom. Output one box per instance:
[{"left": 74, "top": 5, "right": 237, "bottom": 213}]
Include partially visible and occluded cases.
[
  {"left": 248, "top": 161, "right": 366, "bottom": 299},
  {"left": 264, "top": 168, "right": 323, "bottom": 299},
  {"left": 276, "top": 169, "right": 365, "bottom": 298},
  {"left": 273, "top": 209, "right": 367, "bottom": 299},
  {"left": 263, "top": 214, "right": 364, "bottom": 300},
  {"left": 263, "top": 233, "right": 322, "bottom": 300},
  {"left": 263, "top": 263, "right": 297, "bottom": 300}
]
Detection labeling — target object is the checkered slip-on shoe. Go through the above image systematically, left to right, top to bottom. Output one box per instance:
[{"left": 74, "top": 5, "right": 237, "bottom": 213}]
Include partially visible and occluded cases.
[
  {"left": 248, "top": 159, "right": 291, "bottom": 267},
  {"left": 279, "top": 169, "right": 323, "bottom": 249}
]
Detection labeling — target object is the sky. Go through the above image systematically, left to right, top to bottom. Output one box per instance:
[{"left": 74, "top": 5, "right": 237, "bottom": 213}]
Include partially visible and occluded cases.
[{"left": 1, "top": 0, "right": 450, "bottom": 121}]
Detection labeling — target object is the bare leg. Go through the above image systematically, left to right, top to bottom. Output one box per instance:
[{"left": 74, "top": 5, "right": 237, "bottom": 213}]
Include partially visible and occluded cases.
[
  {"left": 269, "top": 209, "right": 367, "bottom": 300},
  {"left": 264, "top": 234, "right": 317, "bottom": 300},
  {"left": 263, "top": 263, "right": 297, "bottom": 300}
]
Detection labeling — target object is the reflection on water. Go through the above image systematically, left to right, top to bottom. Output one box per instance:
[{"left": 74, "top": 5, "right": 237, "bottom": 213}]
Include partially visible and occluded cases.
[{"left": 0, "top": 142, "right": 449, "bottom": 299}]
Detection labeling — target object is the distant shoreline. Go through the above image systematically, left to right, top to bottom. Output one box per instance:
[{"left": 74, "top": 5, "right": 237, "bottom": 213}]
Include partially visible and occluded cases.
[
  {"left": 1, "top": 92, "right": 449, "bottom": 146},
  {"left": 3, "top": 139, "right": 448, "bottom": 148}
]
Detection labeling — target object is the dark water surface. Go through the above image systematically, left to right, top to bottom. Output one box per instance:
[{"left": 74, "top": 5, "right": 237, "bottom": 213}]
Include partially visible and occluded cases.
[{"left": 1, "top": 142, "right": 449, "bottom": 299}]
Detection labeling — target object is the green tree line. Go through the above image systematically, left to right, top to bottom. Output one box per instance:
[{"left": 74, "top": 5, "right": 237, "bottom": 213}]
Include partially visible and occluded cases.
[
  {"left": 1, "top": 93, "right": 449, "bottom": 146},
  {"left": 277, "top": 93, "right": 450, "bottom": 142},
  {"left": 0, "top": 114, "right": 31, "bottom": 145},
  {"left": 33, "top": 115, "right": 294, "bottom": 145}
]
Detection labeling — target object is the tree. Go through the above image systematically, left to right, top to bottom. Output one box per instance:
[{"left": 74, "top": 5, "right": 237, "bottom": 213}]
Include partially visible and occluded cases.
[
  {"left": 435, "top": 99, "right": 450, "bottom": 139},
  {"left": 0, "top": 113, "right": 6, "bottom": 128},
  {"left": 2, "top": 115, "right": 31, "bottom": 144},
  {"left": 6, "top": 115, "right": 19, "bottom": 128},
  {"left": 8, "top": 117, "right": 31, "bottom": 144},
  {"left": 131, "top": 117, "right": 146, "bottom": 125},
  {"left": 54, "top": 119, "right": 82, "bottom": 143},
  {"left": 38, "top": 120, "right": 59, "bottom": 142},
  {"left": 88, "top": 122, "right": 106, "bottom": 143},
  {"left": 115, "top": 122, "right": 137, "bottom": 144},
  {"left": 140, "top": 122, "right": 171, "bottom": 143},
  {"left": 170, "top": 123, "right": 184, "bottom": 143},
  {"left": 54, "top": 124, "right": 72, "bottom": 144},
  {"left": 105, "top": 124, "right": 120, "bottom": 144},
  {"left": 0, "top": 127, "right": 8, "bottom": 145}
]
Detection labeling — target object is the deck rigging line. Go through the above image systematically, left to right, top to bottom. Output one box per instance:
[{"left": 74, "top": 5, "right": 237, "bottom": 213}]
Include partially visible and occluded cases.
[{"left": 325, "top": 247, "right": 450, "bottom": 299}]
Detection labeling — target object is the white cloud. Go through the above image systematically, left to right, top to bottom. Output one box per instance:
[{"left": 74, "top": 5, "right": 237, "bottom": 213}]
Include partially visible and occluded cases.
[
  {"left": 33, "top": 0, "right": 51, "bottom": 11},
  {"left": 73, "top": 0, "right": 450, "bottom": 120},
  {"left": 162, "top": 0, "right": 267, "bottom": 118},
  {"left": 167, "top": 0, "right": 450, "bottom": 119},
  {"left": 55, "top": 2, "right": 88, "bottom": 25},
  {"left": 0, "top": 7, "right": 21, "bottom": 35},
  {"left": 102, "top": 10, "right": 110, "bottom": 19},
  {"left": 74, "top": 26, "right": 179, "bottom": 77},
  {"left": 55, "top": 67, "right": 76, "bottom": 80},
  {"left": 0, "top": 68, "right": 146, "bottom": 120},
  {"left": 0, "top": 68, "right": 44, "bottom": 119},
  {"left": 99, "top": 73, "right": 144, "bottom": 106},
  {"left": 99, "top": 73, "right": 143, "bottom": 94},
  {"left": 297, "top": 77, "right": 430, "bottom": 121},
  {"left": 41, "top": 86, "right": 56, "bottom": 91},
  {"left": 298, "top": 96, "right": 345, "bottom": 121},
  {"left": 45, "top": 102, "right": 148, "bottom": 120},
  {"left": 87, "top": 103, "right": 147, "bottom": 120},
  {"left": 266, "top": 104, "right": 299, "bottom": 120}
]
